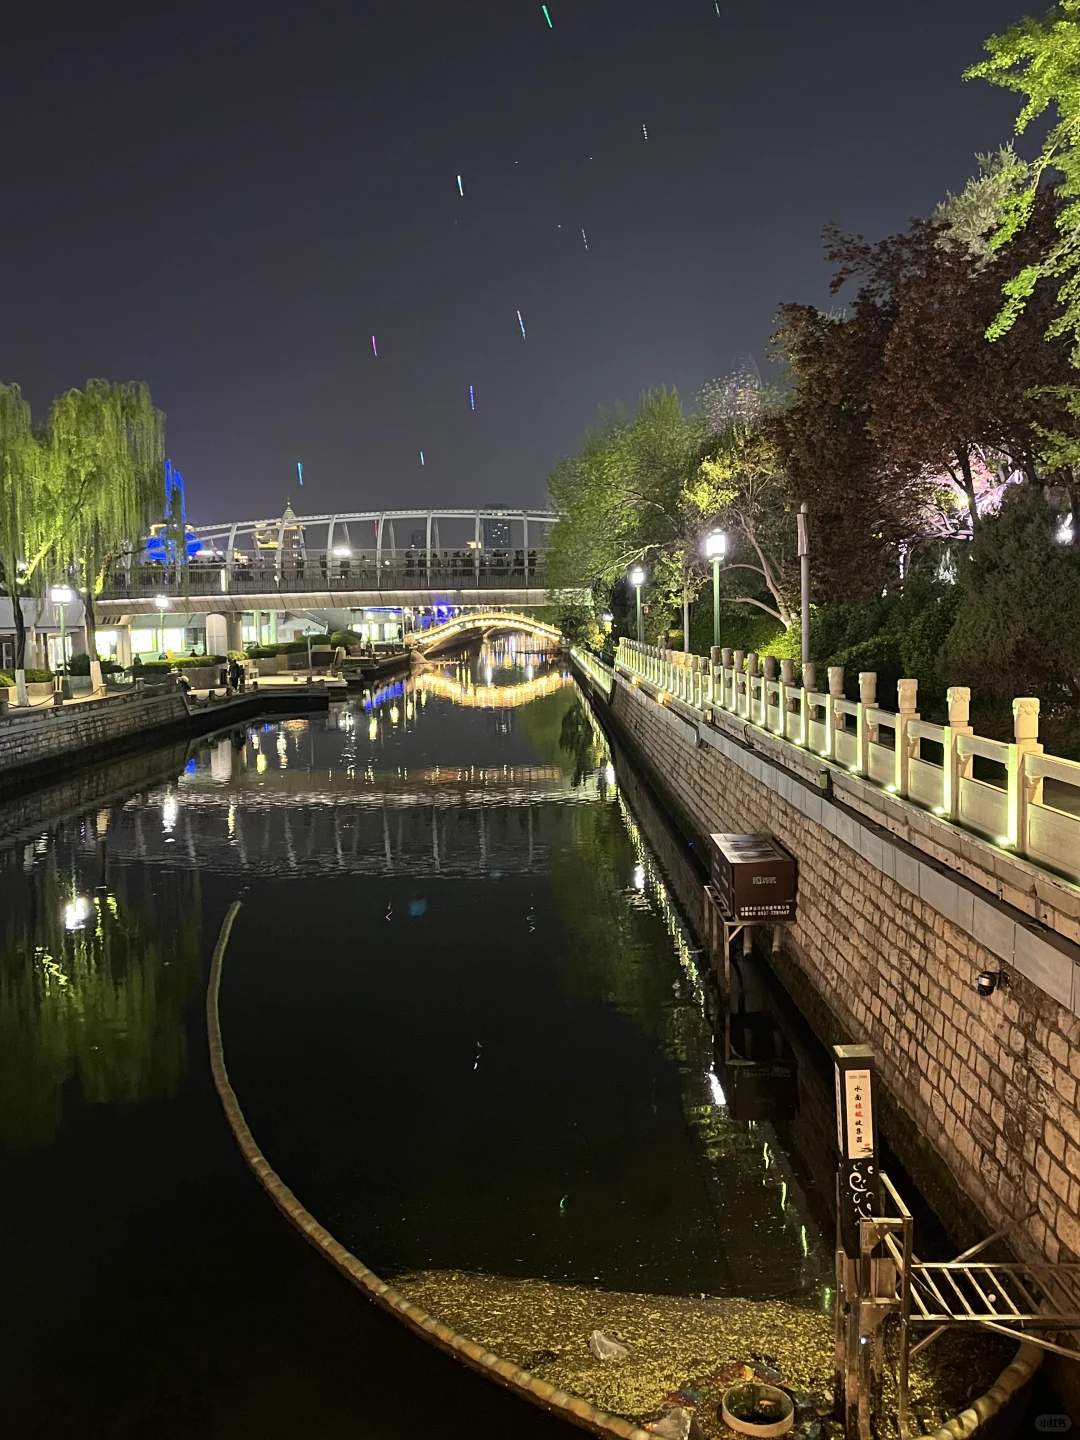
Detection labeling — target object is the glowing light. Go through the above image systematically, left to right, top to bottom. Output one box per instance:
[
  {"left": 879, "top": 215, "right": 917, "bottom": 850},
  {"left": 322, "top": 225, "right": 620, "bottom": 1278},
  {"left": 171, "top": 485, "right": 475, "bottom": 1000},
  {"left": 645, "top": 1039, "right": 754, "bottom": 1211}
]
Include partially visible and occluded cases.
[
  {"left": 541, "top": 4, "right": 552, "bottom": 26},
  {"left": 642, "top": 122, "right": 648, "bottom": 141},
  {"left": 457, "top": 174, "right": 464, "bottom": 196},
  {"left": 581, "top": 227, "right": 588, "bottom": 251},
  {"left": 517, "top": 308, "right": 526, "bottom": 338},
  {"left": 371, "top": 334, "right": 378, "bottom": 357},
  {"left": 469, "top": 384, "right": 475, "bottom": 410},
  {"left": 419, "top": 450, "right": 425, "bottom": 466},
  {"left": 297, "top": 460, "right": 303, "bottom": 487},
  {"left": 333, "top": 547, "right": 352, "bottom": 557},
  {"left": 369, "top": 716, "right": 378, "bottom": 741},
  {"left": 256, "top": 751, "right": 267, "bottom": 774},
  {"left": 604, "top": 762, "right": 616, "bottom": 785},
  {"left": 162, "top": 795, "right": 178, "bottom": 833},
  {"left": 934, "top": 806, "right": 947, "bottom": 816},
  {"left": 998, "top": 835, "right": 1012, "bottom": 848},
  {"left": 633, "top": 863, "right": 645, "bottom": 892},
  {"left": 64, "top": 896, "right": 92, "bottom": 931},
  {"left": 707, "top": 1068, "right": 727, "bottom": 1107},
  {"left": 801, "top": 1225, "right": 808, "bottom": 1257}
]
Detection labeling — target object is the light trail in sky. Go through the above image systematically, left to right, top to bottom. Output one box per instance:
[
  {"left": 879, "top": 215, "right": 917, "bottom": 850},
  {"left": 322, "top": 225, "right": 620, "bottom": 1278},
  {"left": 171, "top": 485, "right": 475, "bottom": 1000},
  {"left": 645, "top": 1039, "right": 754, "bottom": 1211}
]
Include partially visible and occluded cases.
[
  {"left": 541, "top": 5, "right": 553, "bottom": 27},
  {"left": 457, "top": 175, "right": 464, "bottom": 196},
  {"left": 517, "top": 309, "right": 526, "bottom": 338},
  {"left": 371, "top": 334, "right": 378, "bottom": 356},
  {"left": 469, "top": 384, "right": 475, "bottom": 411}
]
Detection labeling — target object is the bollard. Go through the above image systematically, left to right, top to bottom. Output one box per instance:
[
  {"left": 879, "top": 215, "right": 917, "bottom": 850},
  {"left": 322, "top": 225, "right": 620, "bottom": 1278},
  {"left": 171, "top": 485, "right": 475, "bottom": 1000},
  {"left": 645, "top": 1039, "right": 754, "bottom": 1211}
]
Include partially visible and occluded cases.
[{"left": 894, "top": 679, "right": 919, "bottom": 795}]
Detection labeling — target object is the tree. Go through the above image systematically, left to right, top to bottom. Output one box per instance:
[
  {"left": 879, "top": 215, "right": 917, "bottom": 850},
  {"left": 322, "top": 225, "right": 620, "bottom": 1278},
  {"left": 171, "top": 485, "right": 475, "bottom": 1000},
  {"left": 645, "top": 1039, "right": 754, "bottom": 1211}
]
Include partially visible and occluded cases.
[
  {"left": 965, "top": 1, "right": 1080, "bottom": 362},
  {"left": 824, "top": 204, "right": 1076, "bottom": 533},
  {"left": 770, "top": 300, "right": 913, "bottom": 601},
  {"left": 45, "top": 381, "right": 165, "bottom": 677},
  {"left": 0, "top": 385, "right": 41, "bottom": 703},
  {"left": 547, "top": 390, "right": 709, "bottom": 647},
  {"left": 691, "top": 412, "right": 795, "bottom": 625},
  {"left": 943, "top": 479, "right": 1080, "bottom": 703}
]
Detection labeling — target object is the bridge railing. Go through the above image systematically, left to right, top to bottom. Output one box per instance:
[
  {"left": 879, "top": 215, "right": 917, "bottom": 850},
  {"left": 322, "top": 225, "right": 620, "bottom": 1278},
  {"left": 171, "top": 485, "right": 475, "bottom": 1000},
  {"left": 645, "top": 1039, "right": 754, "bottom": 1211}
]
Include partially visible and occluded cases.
[
  {"left": 101, "top": 561, "right": 548, "bottom": 600},
  {"left": 615, "top": 638, "right": 1080, "bottom": 887}
]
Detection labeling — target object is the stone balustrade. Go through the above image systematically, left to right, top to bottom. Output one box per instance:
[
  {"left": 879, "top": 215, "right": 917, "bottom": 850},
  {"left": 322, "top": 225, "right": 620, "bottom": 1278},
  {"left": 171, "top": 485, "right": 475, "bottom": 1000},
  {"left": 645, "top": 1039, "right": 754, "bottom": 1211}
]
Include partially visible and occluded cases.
[{"left": 615, "top": 639, "right": 1080, "bottom": 887}]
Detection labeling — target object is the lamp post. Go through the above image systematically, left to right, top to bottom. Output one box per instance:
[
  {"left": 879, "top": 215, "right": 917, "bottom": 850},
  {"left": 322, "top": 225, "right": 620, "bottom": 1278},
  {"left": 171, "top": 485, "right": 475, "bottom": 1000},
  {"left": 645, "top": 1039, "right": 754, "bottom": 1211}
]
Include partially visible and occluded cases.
[
  {"left": 798, "top": 502, "right": 810, "bottom": 666},
  {"left": 702, "top": 529, "right": 727, "bottom": 650},
  {"left": 629, "top": 567, "right": 645, "bottom": 643},
  {"left": 49, "top": 586, "right": 74, "bottom": 698},
  {"left": 154, "top": 593, "right": 170, "bottom": 658}
]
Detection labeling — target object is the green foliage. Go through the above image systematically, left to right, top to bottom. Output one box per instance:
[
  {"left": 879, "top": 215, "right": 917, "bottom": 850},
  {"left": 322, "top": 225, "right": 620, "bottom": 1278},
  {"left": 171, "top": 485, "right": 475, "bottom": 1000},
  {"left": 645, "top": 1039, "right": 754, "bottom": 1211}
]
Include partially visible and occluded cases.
[
  {"left": 966, "top": 1, "right": 1080, "bottom": 362},
  {"left": 944, "top": 481, "right": 1080, "bottom": 700},
  {"left": 328, "top": 630, "right": 356, "bottom": 649},
  {"left": 245, "top": 641, "right": 308, "bottom": 657},
  {"left": 66, "top": 653, "right": 121, "bottom": 676},
  {"left": 138, "top": 655, "right": 227, "bottom": 672},
  {"left": 0, "top": 669, "right": 52, "bottom": 687}
]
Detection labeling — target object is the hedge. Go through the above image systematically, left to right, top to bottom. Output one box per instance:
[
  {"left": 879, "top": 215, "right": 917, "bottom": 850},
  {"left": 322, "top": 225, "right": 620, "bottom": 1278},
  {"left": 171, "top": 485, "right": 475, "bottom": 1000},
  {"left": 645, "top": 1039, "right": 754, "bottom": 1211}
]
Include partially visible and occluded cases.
[
  {"left": 135, "top": 655, "right": 228, "bottom": 672},
  {"left": 0, "top": 669, "right": 53, "bottom": 686}
]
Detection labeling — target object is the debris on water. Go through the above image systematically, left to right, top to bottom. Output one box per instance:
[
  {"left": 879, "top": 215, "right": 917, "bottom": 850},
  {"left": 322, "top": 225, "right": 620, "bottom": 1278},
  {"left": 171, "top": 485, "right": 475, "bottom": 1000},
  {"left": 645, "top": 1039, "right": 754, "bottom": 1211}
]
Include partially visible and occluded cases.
[
  {"left": 408, "top": 898, "right": 428, "bottom": 917},
  {"left": 589, "top": 1330, "right": 629, "bottom": 1363},
  {"left": 645, "top": 1407, "right": 691, "bottom": 1438}
]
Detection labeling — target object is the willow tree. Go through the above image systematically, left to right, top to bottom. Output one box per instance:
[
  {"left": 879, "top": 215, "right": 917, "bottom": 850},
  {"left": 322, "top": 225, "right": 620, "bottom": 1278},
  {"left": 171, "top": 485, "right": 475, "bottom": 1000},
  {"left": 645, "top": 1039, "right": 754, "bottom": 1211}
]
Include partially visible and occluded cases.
[
  {"left": 46, "top": 381, "right": 165, "bottom": 677},
  {"left": 0, "top": 385, "right": 48, "bottom": 703}
]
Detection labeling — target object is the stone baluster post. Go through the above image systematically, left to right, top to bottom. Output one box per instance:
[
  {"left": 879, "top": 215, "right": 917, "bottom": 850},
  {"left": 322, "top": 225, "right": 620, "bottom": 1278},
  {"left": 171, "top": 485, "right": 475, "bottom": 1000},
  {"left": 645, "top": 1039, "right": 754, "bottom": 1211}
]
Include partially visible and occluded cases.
[
  {"left": 709, "top": 645, "right": 722, "bottom": 706},
  {"left": 721, "top": 647, "right": 733, "bottom": 711},
  {"left": 733, "top": 650, "right": 745, "bottom": 717},
  {"left": 747, "top": 652, "right": 760, "bottom": 722},
  {"left": 763, "top": 655, "right": 778, "bottom": 732},
  {"left": 780, "top": 658, "right": 796, "bottom": 739},
  {"left": 801, "top": 660, "right": 816, "bottom": 748},
  {"left": 827, "top": 665, "right": 845, "bottom": 760},
  {"left": 856, "top": 671, "right": 877, "bottom": 776},
  {"left": 894, "top": 678, "right": 919, "bottom": 796},
  {"left": 943, "top": 686, "right": 972, "bottom": 823},
  {"left": 1009, "top": 697, "right": 1043, "bottom": 852}
]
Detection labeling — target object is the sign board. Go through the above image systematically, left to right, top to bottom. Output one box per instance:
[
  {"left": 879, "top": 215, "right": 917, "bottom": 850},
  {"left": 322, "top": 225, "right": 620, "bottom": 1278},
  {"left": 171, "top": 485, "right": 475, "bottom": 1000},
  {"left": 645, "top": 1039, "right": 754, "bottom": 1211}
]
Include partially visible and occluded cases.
[
  {"left": 709, "top": 834, "right": 797, "bottom": 923},
  {"left": 833, "top": 1043, "right": 880, "bottom": 1258}
]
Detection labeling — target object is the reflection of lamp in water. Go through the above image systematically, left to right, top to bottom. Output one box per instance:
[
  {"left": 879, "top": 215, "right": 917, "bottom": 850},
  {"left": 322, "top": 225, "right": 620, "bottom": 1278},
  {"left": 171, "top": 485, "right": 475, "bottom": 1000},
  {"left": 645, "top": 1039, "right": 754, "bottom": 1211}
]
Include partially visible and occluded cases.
[
  {"left": 390, "top": 704, "right": 399, "bottom": 725},
  {"left": 368, "top": 716, "right": 378, "bottom": 741},
  {"left": 604, "top": 762, "right": 616, "bottom": 786},
  {"left": 162, "top": 795, "right": 178, "bottom": 832},
  {"left": 632, "top": 863, "right": 645, "bottom": 891},
  {"left": 64, "top": 896, "right": 92, "bottom": 930},
  {"left": 707, "top": 1068, "right": 727, "bottom": 1107}
]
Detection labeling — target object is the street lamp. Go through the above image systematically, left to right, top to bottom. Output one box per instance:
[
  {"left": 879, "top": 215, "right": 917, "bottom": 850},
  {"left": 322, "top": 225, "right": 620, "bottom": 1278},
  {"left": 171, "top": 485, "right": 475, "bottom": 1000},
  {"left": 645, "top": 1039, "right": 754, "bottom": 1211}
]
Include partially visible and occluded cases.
[
  {"left": 702, "top": 530, "right": 727, "bottom": 650},
  {"left": 629, "top": 566, "right": 646, "bottom": 643},
  {"left": 49, "top": 585, "right": 74, "bottom": 697},
  {"left": 154, "top": 593, "right": 170, "bottom": 658}
]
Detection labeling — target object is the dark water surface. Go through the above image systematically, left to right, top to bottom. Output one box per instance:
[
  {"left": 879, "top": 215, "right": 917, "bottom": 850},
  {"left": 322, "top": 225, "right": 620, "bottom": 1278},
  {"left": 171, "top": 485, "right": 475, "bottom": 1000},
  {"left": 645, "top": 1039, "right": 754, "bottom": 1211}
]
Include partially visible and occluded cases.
[{"left": 0, "top": 638, "right": 835, "bottom": 1438}]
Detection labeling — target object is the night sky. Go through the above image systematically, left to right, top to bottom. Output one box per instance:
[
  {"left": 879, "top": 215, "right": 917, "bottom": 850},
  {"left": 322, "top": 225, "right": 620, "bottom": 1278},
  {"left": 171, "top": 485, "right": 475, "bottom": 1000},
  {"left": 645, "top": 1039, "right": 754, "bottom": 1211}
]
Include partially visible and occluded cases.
[{"left": 2, "top": 0, "right": 1027, "bottom": 524}]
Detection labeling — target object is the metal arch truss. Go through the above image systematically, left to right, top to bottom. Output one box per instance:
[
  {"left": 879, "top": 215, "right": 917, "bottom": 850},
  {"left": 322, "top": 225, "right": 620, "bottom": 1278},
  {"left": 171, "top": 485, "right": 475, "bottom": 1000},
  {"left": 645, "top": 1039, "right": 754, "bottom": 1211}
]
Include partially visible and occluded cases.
[{"left": 192, "top": 508, "right": 558, "bottom": 580}]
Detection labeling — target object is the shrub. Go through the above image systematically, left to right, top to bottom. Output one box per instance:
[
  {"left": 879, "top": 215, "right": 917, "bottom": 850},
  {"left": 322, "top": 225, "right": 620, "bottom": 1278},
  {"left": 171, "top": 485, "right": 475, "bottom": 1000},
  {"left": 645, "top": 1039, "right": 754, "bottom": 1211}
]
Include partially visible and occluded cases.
[
  {"left": 328, "top": 630, "right": 356, "bottom": 649},
  {"left": 245, "top": 641, "right": 309, "bottom": 658},
  {"left": 67, "top": 653, "right": 123, "bottom": 676},
  {"left": 138, "top": 655, "right": 227, "bottom": 672},
  {"left": 0, "top": 669, "right": 53, "bottom": 686}
]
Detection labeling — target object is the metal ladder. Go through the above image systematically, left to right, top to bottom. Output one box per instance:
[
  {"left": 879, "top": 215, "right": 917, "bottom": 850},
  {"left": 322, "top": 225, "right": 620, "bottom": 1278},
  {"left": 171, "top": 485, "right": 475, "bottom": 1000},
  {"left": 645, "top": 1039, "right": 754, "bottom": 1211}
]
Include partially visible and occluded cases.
[{"left": 841, "top": 1172, "right": 1080, "bottom": 1438}]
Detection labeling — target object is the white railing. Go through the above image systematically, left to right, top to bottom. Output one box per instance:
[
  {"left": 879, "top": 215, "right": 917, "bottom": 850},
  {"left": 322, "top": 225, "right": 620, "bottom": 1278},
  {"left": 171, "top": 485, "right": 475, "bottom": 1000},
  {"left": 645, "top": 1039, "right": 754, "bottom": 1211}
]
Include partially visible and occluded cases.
[
  {"left": 614, "top": 639, "right": 1080, "bottom": 887},
  {"left": 570, "top": 646, "right": 615, "bottom": 700}
]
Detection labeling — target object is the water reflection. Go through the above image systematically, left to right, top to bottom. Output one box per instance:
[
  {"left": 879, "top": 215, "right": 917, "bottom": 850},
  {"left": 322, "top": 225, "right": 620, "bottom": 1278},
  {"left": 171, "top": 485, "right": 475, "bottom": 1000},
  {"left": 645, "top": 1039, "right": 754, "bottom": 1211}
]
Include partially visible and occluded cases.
[
  {"left": 0, "top": 636, "right": 831, "bottom": 1305},
  {"left": 0, "top": 835, "right": 202, "bottom": 1149}
]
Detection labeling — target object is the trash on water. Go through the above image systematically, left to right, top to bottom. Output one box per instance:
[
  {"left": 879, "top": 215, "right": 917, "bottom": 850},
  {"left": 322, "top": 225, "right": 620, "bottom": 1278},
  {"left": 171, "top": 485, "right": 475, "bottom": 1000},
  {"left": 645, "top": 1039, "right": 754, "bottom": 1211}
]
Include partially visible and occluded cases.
[
  {"left": 408, "top": 898, "right": 428, "bottom": 917},
  {"left": 588, "top": 1330, "right": 629, "bottom": 1363},
  {"left": 645, "top": 1407, "right": 692, "bottom": 1439}
]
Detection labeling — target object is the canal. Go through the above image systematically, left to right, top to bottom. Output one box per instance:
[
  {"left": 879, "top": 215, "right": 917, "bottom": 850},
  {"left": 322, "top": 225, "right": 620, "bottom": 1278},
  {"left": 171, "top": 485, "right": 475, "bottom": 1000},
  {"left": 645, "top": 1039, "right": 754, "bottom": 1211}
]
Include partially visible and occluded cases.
[{"left": 0, "top": 634, "right": 964, "bottom": 1437}]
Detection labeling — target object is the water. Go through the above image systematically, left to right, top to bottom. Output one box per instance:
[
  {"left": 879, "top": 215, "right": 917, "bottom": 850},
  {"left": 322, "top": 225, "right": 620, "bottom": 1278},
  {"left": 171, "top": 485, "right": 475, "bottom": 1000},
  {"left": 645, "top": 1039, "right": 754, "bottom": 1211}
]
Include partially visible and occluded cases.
[{"left": 0, "top": 635, "right": 837, "bottom": 1437}]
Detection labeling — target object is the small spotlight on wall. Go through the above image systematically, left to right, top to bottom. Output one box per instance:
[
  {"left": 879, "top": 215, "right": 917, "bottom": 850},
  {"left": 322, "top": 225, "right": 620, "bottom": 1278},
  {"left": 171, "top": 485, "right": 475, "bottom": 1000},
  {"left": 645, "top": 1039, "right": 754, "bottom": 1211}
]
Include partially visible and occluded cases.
[{"left": 976, "top": 970, "right": 1008, "bottom": 997}]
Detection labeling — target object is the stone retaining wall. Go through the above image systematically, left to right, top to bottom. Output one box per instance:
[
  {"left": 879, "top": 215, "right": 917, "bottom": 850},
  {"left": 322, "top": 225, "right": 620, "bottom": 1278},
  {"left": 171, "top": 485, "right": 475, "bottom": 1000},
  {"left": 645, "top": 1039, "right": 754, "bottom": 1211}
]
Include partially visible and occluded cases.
[
  {"left": 584, "top": 661, "right": 1080, "bottom": 1275},
  {"left": 0, "top": 687, "right": 330, "bottom": 794}
]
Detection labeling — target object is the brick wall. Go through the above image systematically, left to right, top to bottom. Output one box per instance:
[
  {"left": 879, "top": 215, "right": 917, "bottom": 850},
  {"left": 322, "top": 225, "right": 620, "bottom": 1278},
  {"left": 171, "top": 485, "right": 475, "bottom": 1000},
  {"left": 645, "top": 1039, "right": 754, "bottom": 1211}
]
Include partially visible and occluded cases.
[{"left": 597, "top": 665, "right": 1080, "bottom": 1270}]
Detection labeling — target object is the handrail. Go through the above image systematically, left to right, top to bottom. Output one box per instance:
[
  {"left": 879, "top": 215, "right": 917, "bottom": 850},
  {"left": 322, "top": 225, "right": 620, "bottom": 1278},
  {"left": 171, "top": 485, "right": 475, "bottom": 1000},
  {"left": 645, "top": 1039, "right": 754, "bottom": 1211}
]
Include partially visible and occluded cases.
[{"left": 614, "top": 638, "right": 1080, "bottom": 886}]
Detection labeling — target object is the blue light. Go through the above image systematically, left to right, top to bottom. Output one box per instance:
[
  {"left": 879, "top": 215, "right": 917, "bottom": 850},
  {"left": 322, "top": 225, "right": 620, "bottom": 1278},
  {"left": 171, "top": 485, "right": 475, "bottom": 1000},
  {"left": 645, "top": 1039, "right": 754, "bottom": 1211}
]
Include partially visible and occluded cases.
[
  {"left": 469, "top": 384, "right": 475, "bottom": 411},
  {"left": 297, "top": 460, "right": 304, "bottom": 487},
  {"left": 185, "top": 759, "right": 197, "bottom": 775}
]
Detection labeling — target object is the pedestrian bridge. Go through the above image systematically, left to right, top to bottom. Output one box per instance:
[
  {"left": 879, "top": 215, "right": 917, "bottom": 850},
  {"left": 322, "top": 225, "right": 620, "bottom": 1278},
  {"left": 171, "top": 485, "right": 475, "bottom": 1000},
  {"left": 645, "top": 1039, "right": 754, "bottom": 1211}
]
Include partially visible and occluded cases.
[{"left": 98, "top": 506, "right": 562, "bottom": 616}]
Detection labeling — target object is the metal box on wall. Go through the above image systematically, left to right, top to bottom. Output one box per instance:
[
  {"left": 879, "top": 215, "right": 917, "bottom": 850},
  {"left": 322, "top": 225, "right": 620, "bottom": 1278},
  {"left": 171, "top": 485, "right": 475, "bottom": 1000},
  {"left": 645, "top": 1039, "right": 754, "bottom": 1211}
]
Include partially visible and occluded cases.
[{"left": 709, "top": 833, "right": 796, "bottom": 923}]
